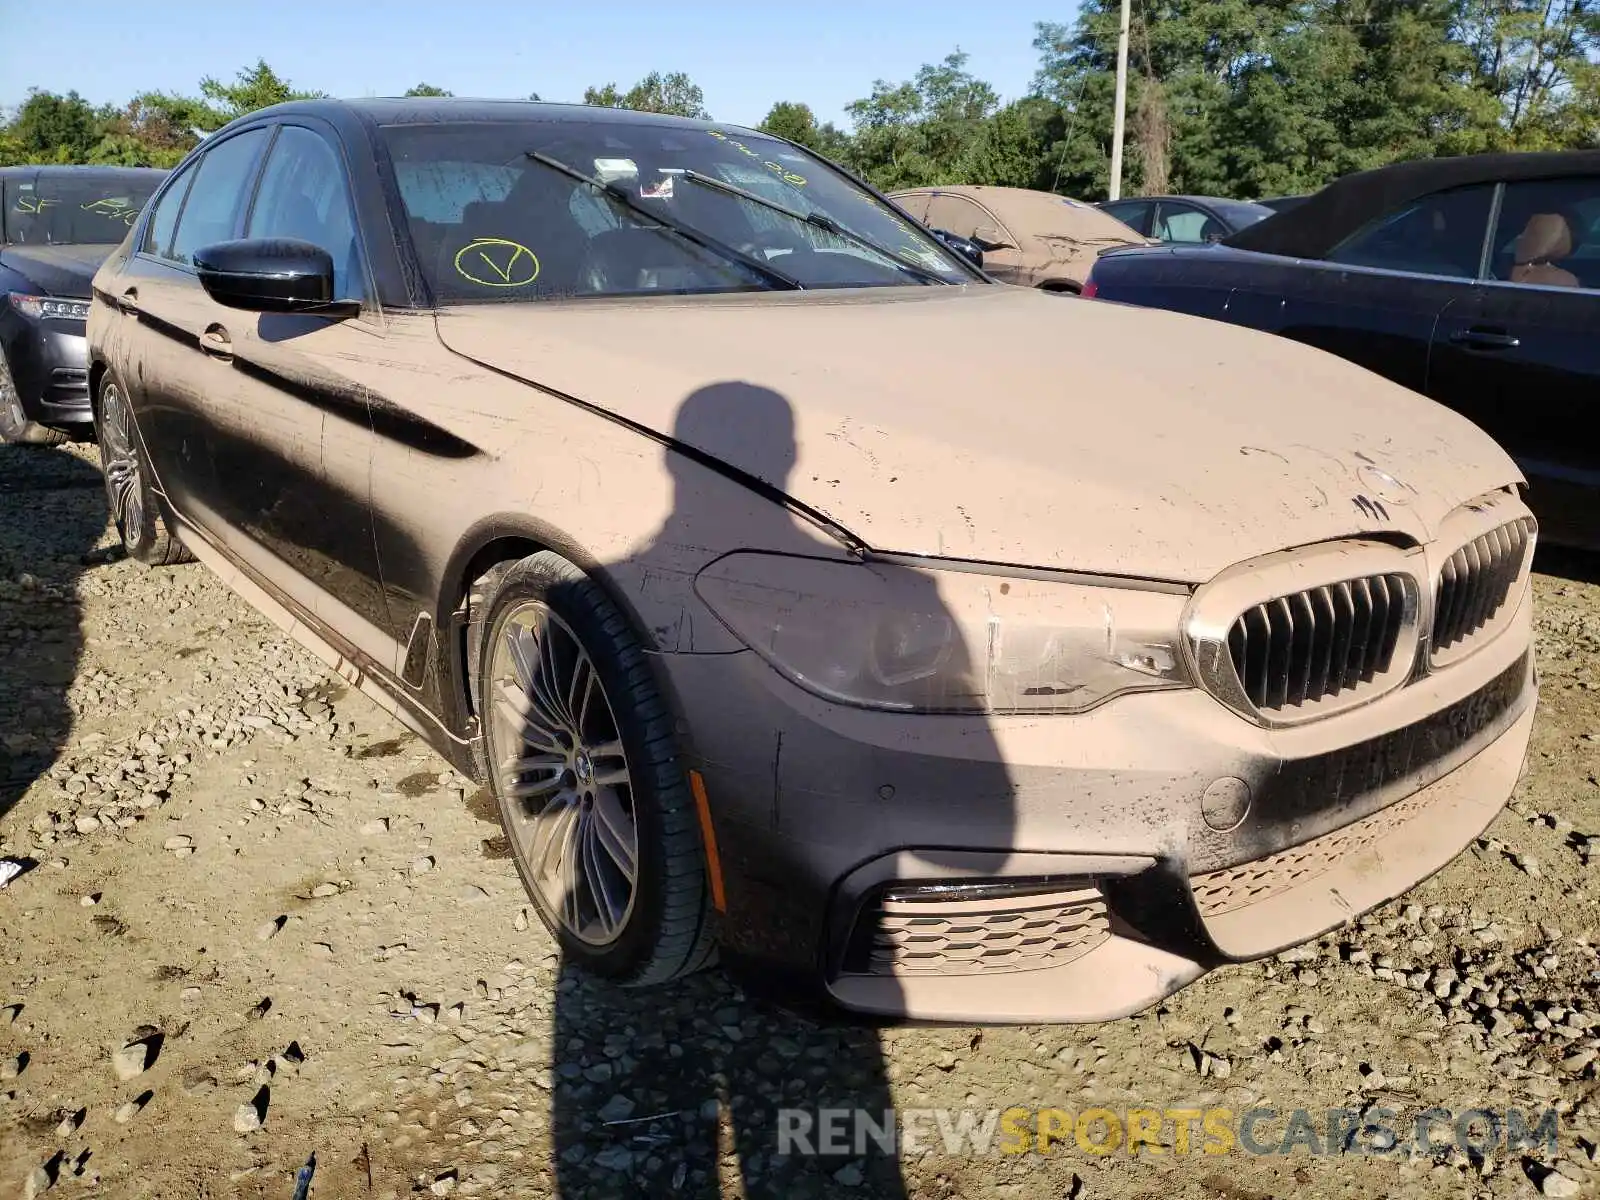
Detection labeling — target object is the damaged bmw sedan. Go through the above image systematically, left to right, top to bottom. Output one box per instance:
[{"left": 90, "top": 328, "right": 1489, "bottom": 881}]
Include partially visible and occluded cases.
[{"left": 87, "top": 99, "right": 1537, "bottom": 1023}]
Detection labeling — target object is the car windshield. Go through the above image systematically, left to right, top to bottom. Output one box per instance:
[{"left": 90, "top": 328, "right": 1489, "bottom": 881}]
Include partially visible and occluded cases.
[
  {"left": 381, "top": 119, "right": 976, "bottom": 302},
  {"left": 4, "top": 173, "right": 162, "bottom": 245}
]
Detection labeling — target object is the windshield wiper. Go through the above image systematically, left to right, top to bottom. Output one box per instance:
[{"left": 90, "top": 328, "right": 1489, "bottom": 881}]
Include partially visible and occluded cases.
[
  {"left": 523, "top": 150, "right": 801, "bottom": 292},
  {"left": 676, "top": 169, "right": 954, "bottom": 286}
]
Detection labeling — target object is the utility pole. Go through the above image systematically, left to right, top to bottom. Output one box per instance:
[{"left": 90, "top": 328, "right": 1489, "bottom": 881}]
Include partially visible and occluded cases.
[{"left": 1108, "top": 0, "right": 1131, "bottom": 201}]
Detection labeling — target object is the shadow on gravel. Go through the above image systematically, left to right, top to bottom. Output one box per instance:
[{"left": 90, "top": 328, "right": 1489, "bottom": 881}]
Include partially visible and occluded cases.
[
  {"left": 540, "top": 384, "right": 1016, "bottom": 1198},
  {"left": 0, "top": 445, "right": 106, "bottom": 825},
  {"left": 551, "top": 964, "right": 908, "bottom": 1198}
]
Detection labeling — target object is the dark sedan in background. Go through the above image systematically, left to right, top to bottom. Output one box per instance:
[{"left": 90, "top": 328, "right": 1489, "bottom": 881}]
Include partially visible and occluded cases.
[
  {"left": 1084, "top": 150, "right": 1600, "bottom": 550},
  {"left": 1, "top": 166, "right": 166, "bottom": 444},
  {"left": 1097, "top": 193, "right": 1276, "bottom": 243}
]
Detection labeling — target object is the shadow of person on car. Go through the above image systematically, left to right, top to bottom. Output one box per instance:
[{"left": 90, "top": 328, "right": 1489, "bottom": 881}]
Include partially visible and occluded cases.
[
  {"left": 533, "top": 382, "right": 1017, "bottom": 1198},
  {"left": 0, "top": 444, "right": 108, "bottom": 843}
]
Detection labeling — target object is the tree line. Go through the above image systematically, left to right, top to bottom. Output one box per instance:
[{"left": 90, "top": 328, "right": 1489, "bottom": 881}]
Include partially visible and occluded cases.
[{"left": 4, "top": 2, "right": 1597, "bottom": 202}]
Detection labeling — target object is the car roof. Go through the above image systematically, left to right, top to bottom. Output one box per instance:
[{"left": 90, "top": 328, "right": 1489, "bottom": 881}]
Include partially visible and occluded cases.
[
  {"left": 218, "top": 96, "right": 756, "bottom": 137},
  {"left": 1228, "top": 149, "right": 1600, "bottom": 258},
  {"left": 0, "top": 165, "right": 168, "bottom": 180},
  {"left": 890, "top": 184, "right": 1142, "bottom": 240},
  {"left": 1102, "top": 194, "right": 1238, "bottom": 206}
]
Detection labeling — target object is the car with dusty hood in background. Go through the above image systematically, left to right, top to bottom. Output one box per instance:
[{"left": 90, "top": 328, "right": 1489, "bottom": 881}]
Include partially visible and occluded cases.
[
  {"left": 88, "top": 99, "right": 1537, "bottom": 1023},
  {"left": 0, "top": 166, "right": 167, "bottom": 445},
  {"left": 890, "top": 184, "right": 1150, "bottom": 291}
]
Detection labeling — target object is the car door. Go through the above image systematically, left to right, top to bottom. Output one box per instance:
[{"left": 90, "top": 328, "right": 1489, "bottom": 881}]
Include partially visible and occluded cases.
[
  {"left": 200, "top": 121, "right": 398, "bottom": 668},
  {"left": 116, "top": 128, "right": 272, "bottom": 520},
  {"left": 1429, "top": 175, "right": 1600, "bottom": 547},
  {"left": 1238, "top": 183, "right": 1497, "bottom": 394},
  {"left": 925, "top": 192, "right": 1027, "bottom": 283}
]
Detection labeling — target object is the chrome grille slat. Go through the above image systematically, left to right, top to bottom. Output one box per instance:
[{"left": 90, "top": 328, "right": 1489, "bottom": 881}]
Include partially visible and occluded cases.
[
  {"left": 1432, "top": 518, "right": 1533, "bottom": 656},
  {"left": 1226, "top": 572, "right": 1413, "bottom": 714},
  {"left": 1349, "top": 576, "right": 1374, "bottom": 684},
  {"left": 1328, "top": 581, "right": 1355, "bottom": 690},
  {"left": 1309, "top": 585, "right": 1337, "bottom": 703},
  {"left": 1288, "top": 589, "right": 1316, "bottom": 706},
  {"left": 1268, "top": 595, "right": 1293, "bottom": 709}
]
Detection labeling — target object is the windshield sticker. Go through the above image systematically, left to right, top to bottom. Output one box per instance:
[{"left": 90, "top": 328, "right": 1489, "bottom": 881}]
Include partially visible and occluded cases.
[
  {"left": 705, "top": 130, "right": 807, "bottom": 188},
  {"left": 593, "top": 158, "right": 638, "bottom": 184},
  {"left": 12, "top": 196, "right": 59, "bottom": 213},
  {"left": 454, "top": 237, "right": 541, "bottom": 287}
]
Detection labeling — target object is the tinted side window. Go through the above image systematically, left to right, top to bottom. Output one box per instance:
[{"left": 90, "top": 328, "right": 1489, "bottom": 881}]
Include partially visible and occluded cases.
[
  {"left": 247, "top": 126, "right": 365, "bottom": 301},
  {"left": 168, "top": 128, "right": 271, "bottom": 266},
  {"left": 142, "top": 160, "right": 196, "bottom": 258},
  {"left": 1489, "top": 176, "right": 1600, "bottom": 291},
  {"left": 1324, "top": 184, "right": 1496, "bottom": 279},
  {"left": 892, "top": 192, "right": 932, "bottom": 223},
  {"left": 925, "top": 194, "right": 987, "bottom": 239},
  {"left": 1103, "top": 200, "right": 1152, "bottom": 236},
  {"left": 1155, "top": 202, "right": 1218, "bottom": 243}
]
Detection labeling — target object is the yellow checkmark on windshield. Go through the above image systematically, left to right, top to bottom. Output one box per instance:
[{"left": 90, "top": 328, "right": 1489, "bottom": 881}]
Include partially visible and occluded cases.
[{"left": 454, "top": 237, "right": 541, "bottom": 288}]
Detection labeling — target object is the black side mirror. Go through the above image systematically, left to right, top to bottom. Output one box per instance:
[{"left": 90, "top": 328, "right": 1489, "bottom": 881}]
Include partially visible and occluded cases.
[
  {"left": 930, "top": 229, "right": 984, "bottom": 269},
  {"left": 194, "top": 238, "right": 354, "bottom": 315}
]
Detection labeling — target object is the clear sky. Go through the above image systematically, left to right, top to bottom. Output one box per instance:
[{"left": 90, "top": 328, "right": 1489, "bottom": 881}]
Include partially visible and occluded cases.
[{"left": 0, "top": 1, "right": 1059, "bottom": 130}]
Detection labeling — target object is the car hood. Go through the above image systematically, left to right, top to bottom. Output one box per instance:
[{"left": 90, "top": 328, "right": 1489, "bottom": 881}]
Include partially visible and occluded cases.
[
  {"left": 1020, "top": 232, "right": 1149, "bottom": 277},
  {"left": 0, "top": 243, "right": 111, "bottom": 297},
  {"left": 435, "top": 285, "right": 1522, "bottom": 583}
]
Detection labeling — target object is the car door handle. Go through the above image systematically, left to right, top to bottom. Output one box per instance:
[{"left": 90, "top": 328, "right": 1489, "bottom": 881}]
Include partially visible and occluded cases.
[
  {"left": 119, "top": 287, "right": 139, "bottom": 314},
  {"left": 199, "top": 325, "right": 233, "bottom": 362},
  {"left": 1448, "top": 327, "right": 1521, "bottom": 351}
]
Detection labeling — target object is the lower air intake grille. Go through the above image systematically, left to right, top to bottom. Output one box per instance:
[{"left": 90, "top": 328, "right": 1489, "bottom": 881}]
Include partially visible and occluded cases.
[
  {"left": 1433, "top": 518, "right": 1534, "bottom": 656},
  {"left": 1227, "top": 573, "right": 1414, "bottom": 712},
  {"left": 847, "top": 883, "right": 1109, "bottom": 976}
]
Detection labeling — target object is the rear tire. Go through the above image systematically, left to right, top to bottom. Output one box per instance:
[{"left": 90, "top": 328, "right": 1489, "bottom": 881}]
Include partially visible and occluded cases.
[
  {"left": 0, "top": 354, "right": 69, "bottom": 446},
  {"left": 94, "top": 372, "right": 192, "bottom": 566},
  {"left": 469, "top": 551, "right": 716, "bottom": 986}
]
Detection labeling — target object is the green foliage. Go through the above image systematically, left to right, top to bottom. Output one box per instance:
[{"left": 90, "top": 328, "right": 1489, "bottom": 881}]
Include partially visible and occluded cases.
[
  {"left": 1026, "top": 0, "right": 1600, "bottom": 201},
  {"left": 4, "top": 20, "right": 1596, "bottom": 196},
  {"left": 841, "top": 51, "right": 1002, "bottom": 190},
  {"left": 198, "top": 59, "right": 324, "bottom": 124},
  {"left": 582, "top": 71, "right": 708, "bottom": 118},
  {"left": 7, "top": 90, "right": 106, "bottom": 163},
  {"left": 757, "top": 101, "right": 852, "bottom": 161}
]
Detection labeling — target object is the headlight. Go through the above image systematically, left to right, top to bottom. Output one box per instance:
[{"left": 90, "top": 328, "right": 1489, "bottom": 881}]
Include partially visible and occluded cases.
[
  {"left": 8, "top": 294, "right": 90, "bottom": 321},
  {"left": 694, "top": 552, "right": 1190, "bottom": 714}
]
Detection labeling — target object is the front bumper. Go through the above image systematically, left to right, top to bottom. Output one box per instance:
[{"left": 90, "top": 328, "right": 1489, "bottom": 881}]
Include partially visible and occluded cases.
[
  {"left": 1, "top": 314, "right": 91, "bottom": 428},
  {"left": 661, "top": 584, "right": 1535, "bottom": 1024}
]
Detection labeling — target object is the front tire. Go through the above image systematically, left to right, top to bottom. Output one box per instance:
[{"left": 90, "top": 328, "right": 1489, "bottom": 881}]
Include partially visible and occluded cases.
[
  {"left": 0, "top": 353, "right": 69, "bottom": 446},
  {"left": 94, "top": 373, "right": 192, "bottom": 566},
  {"left": 470, "top": 551, "right": 715, "bottom": 986}
]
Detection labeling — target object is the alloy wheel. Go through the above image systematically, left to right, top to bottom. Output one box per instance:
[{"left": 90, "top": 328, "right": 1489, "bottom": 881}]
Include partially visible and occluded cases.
[
  {"left": 99, "top": 383, "right": 145, "bottom": 544},
  {"left": 487, "top": 601, "right": 639, "bottom": 945}
]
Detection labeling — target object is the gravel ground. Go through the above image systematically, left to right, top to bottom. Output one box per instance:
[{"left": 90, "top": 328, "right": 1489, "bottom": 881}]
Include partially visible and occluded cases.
[{"left": 3, "top": 442, "right": 1600, "bottom": 1199}]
